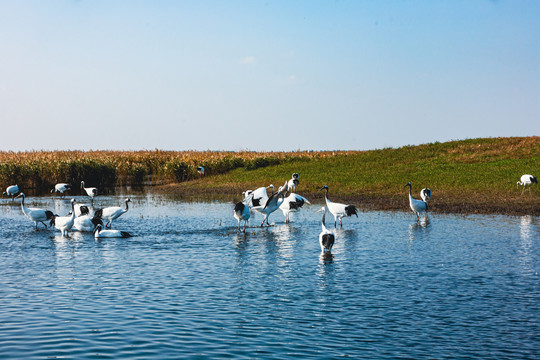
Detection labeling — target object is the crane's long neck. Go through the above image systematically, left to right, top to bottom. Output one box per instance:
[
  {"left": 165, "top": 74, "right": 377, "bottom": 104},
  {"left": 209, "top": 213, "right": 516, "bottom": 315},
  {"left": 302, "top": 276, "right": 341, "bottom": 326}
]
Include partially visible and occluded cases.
[
  {"left": 407, "top": 185, "right": 414, "bottom": 203},
  {"left": 323, "top": 188, "right": 330, "bottom": 205},
  {"left": 20, "top": 195, "right": 29, "bottom": 215},
  {"left": 124, "top": 200, "right": 130, "bottom": 211},
  {"left": 70, "top": 201, "right": 76, "bottom": 219},
  {"left": 321, "top": 209, "right": 327, "bottom": 230}
]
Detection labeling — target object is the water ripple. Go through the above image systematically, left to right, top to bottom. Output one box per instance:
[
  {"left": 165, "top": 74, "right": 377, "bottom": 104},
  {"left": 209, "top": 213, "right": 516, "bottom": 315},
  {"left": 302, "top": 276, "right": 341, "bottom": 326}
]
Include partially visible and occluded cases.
[{"left": 0, "top": 196, "right": 538, "bottom": 359}]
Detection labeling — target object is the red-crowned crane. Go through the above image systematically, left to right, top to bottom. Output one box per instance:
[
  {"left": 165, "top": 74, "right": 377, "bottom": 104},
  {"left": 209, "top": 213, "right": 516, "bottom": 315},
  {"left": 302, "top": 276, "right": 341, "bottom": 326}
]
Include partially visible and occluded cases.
[
  {"left": 517, "top": 174, "right": 537, "bottom": 195},
  {"left": 81, "top": 181, "right": 98, "bottom": 204},
  {"left": 405, "top": 182, "right": 428, "bottom": 222},
  {"left": 3, "top": 184, "right": 19, "bottom": 202},
  {"left": 319, "top": 185, "right": 358, "bottom": 228},
  {"left": 420, "top": 188, "right": 432, "bottom": 202},
  {"left": 16, "top": 193, "right": 55, "bottom": 229},
  {"left": 279, "top": 193, "right": 310, "bottom": 223},
  {"left": 94, "top": 198, "right": 131, "bottom": 228},
  {"left": 51, "top": 199, "right": 77, "bottom": 236},
  {"left": 317, "top": 207, "right": 335, "bottom": 253},
  {"left": 94, "top": 224, "right": 132, "bottom": 238}
]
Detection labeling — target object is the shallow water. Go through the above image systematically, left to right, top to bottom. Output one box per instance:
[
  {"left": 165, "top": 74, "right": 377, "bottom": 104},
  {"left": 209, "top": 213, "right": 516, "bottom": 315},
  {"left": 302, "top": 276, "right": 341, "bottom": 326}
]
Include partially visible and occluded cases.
[{"left": 0, "top": 193, "right": 539, "bottom": 359}]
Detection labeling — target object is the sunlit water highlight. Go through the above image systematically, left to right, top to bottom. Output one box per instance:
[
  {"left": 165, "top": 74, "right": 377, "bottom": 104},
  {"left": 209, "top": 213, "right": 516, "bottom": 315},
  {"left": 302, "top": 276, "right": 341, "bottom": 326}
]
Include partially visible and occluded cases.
[{"left": 0, "top": 193, "right": 539, "bottom": 359}]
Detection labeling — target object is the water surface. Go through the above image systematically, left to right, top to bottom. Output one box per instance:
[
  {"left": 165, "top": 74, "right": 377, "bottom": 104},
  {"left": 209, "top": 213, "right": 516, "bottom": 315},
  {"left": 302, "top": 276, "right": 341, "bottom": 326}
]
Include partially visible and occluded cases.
[{"left": 1, "top": 194, "right": 539, "bottom": 359}]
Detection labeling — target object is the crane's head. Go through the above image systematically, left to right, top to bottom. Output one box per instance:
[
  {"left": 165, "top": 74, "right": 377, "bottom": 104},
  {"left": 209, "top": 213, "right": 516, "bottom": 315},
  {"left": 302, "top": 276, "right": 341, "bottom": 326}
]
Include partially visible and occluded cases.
[
  {"left": 292, "top": 173, "right": 299, "bottom": 179},
  {"left": 80, "top": 181, "right": 85, "bottom": 188},
  {"left": 404, "top": 182, "right": 412, "bottom": 188},
  {"left": 319, "top": 185, "right": 329, "bottom": 191},
  {"left": 15, "top": 193, "right": 25, "bottom": 199},
  {"left": 316, "top": 207, "right": 326, "bottom": 213},
  {"left": 94, "top": 224, "right": 103, "bottom": 234}
]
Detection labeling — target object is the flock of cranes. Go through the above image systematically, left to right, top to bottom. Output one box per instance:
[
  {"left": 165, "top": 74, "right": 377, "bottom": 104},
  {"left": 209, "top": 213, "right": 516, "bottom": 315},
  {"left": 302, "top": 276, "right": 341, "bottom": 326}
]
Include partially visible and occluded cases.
[
  {"left": 2, "top": 173, "right": 537, "bottom": 254},
  {"left": 8, "top": 181, "right": 132, "bottom": 238}
]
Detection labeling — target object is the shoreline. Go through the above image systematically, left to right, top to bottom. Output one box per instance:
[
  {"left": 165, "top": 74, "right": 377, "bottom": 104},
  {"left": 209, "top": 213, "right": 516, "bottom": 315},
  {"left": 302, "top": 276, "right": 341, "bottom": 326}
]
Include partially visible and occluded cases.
[
  {"left": 154, "top": 183, "right": 540, "bottom": 217},
  {"left": 2, "top": 184, "right": 537, "bottom": 217}
]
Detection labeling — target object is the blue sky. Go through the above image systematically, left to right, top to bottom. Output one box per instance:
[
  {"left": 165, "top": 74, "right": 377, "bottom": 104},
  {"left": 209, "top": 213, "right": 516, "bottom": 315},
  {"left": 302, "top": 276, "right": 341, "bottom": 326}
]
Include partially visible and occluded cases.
[{"left": 1, "top": 1, "right": 538, "bottom": 151}]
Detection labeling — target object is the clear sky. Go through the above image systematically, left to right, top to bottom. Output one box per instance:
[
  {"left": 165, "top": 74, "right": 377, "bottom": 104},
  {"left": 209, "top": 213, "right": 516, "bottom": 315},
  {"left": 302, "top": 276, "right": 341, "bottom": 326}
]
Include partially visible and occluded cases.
[{"left": 1, "top": 0, "right": 538, "bottom": 151}]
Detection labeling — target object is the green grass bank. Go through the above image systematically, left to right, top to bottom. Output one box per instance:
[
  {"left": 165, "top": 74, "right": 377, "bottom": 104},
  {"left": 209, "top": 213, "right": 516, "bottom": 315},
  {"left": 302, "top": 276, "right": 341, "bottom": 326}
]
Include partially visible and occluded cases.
[{"left": 159, "top": 137, "right": 539, "bottom": 216}]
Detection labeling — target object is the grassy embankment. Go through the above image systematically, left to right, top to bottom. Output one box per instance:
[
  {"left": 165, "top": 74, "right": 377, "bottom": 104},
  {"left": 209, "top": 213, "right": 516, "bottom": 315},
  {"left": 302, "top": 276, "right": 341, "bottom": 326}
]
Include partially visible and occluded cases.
[
  {"left": 0, "top": 137, "right": 538, "bottom": 215},
  {"left": 161, "top": 137, "right": 539, "bottom": 216}
]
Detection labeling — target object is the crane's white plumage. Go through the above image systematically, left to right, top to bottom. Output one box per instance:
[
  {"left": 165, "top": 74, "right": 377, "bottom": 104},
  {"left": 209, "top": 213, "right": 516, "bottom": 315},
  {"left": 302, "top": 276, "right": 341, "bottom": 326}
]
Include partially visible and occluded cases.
[
  {"left": 517, "top": 174, "right": 537, "bottom": 195},
  {"left": 81, "top": 181, "right": 98, "bottom": 202},
  {"left": 254, "top": 182, "right": 287, "bottom": 227},
  {"left": 405, "top": 182, "right": 428, "bottom": 221},
  {"left": 51, "top": 183, "right": 71, "bottom": 196},
  {"left": 3, "top": 184, "right": 19, "bottom": 201},
  {"left": 247, "top": 184, "right": 274, "bottom": 209},
  {"left": 319, "top": 185, "right": 358, "bottom": 228},
  {"left": 420, "top": 188, "right": 432, "bottom": 202},
  {"left": 16, "top": 193, "right": 55, "bottom": 229},
  {"left": 234, "top": 193, "right": 253, "bottom": 232},
  {"left": 279, "top": 193, "right": 310, "bottom": 223},
  {"left": 51, "top": 198, "right": 77, "bottom": 236},
  {"left": 94, "top": 198, "right": 131, "bottom": 228},
  {"left": 317, "top": 207, "right": 335, "bottom": 252},
  {"left": 73, "top": 214, "right": 103, "bottom": 232},
  {"left": 94, "top": 224, "right": 132, "bottom": 238}
]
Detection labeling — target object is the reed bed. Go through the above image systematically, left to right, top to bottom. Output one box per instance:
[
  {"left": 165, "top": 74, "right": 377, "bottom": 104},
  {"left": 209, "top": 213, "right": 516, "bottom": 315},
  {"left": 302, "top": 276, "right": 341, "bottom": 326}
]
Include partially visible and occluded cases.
[{"left": 0, "top": 149, "right": 355, "bottom": 194}]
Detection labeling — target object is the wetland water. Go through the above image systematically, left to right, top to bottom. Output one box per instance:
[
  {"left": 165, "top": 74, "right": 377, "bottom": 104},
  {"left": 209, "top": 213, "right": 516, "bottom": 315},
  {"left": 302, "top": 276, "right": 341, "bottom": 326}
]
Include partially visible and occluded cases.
[{"left": 0, "top": 193, "right": 539, "bottom": 359}]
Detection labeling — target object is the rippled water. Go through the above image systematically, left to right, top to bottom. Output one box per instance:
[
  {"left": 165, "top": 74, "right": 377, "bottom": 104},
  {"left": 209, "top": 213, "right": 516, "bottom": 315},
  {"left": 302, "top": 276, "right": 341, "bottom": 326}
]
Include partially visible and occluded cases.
[{"left": 0, "top": 193, "right": 539, "bottom": 359}]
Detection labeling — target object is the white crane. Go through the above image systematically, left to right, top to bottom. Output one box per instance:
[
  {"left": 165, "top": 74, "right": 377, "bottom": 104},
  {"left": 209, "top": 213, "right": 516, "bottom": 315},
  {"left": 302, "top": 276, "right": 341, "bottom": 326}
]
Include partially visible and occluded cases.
[
  {"left": 287, "top": 173, "right": 300, "bottom": 193},
  {"left": 517, "top": 174, "right": 537, "bottom": 195},
  {"left": 81, "top": 181, "right": 98, "bottom": 203},
  {"left": 254, "top": 182, "right": 287, "bottom": 227},
  {"left": 405, "top": 182, "right": 428, "bottom": 221},
  {"left": 51, "top": 183, "right": 71, "bottom": 197},
  {"left": 3, "top": 184, "right": 19, "bottom": 201},
  {"left": 319, "top": 185, "right": 358, "bottom": 228},
  {"left": 420, "top": 188, "right": 432, "bottom": 202},
  {"left": 16, "top": 193, "right": 55, "bottom": 229},
  {"left": 234, "top": 193, "right": 254, "bottom": 232},
  {"left": 279, "top": 193, "right": 310, "bottom": 223},
  {"left": 94, "top": 198, "right": 131, "bottom": 228},
  {"left": 51, "top": 199, "right": 77, "bottom": 236},
  {"left": 317, "top": 207, "right": 335, "bottom": 253},
  {"left": 73, "top": 213, "right": 103, "bottom": 232},
  {"left": 94, "top": 224, "right": 132, "bottom": 238}
]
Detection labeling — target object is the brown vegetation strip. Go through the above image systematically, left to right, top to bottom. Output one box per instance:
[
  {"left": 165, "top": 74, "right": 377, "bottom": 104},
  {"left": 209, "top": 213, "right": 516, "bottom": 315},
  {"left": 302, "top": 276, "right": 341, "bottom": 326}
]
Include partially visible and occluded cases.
[{"left": 155, "top": 183, "right": 539, "bottom": 216}]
